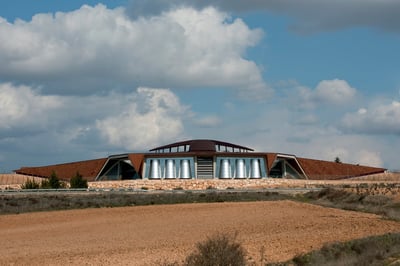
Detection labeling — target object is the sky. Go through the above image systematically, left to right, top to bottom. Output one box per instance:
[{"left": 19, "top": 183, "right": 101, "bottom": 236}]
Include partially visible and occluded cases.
[{"left": 0, "top": 0, "right": 399, "bottom": 173}]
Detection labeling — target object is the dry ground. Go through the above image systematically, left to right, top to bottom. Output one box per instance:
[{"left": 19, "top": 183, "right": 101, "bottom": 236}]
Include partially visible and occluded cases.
[{"left": 1, "top": 201, "right": 399, "bottom": 265}]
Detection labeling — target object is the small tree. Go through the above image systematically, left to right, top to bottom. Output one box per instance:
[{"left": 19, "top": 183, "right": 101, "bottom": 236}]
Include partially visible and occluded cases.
[
  {"left": 334, "top": 156, "right": 342, "bottom": 163},
  {"left": 41, "top": 171, "right": 64, "bottom": 189},
  {"left": 70, "top": 171, "right": 88, "bottom": 189},
  {"left": 21, "top": 179, "right": 40, "bottom": 189}
]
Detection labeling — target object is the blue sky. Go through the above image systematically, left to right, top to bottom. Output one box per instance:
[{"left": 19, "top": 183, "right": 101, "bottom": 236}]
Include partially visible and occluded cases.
[{"left": 1, "top": 0, "right": 399, "bottom": 172}]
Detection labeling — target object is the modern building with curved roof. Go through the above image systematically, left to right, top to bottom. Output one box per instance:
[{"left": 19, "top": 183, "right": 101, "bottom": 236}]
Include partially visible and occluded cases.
[{"left": 15, "top": 139, "right": 386, "bottom": 181}]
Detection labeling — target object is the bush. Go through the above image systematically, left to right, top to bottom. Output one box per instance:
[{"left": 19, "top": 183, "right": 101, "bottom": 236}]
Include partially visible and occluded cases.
[
  {"left": 70, "top": 172, "right": 88, "bottom": 188},
  {"left": 21, "top": 173, "right": 66, "bottom": 190},
  {"left": 21, "top": 179, "right": 40, "bottom": 189},
  {"left": 40, "top": 179, "right": 51, "bottom": 189},
  {"left": 184, "top": 233, "right": 247, "bottom": 266}
]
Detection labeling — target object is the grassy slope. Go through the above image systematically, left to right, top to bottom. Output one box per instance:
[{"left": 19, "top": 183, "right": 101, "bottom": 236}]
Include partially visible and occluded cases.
[
  {"left": 298, "top": 187, "right": 400, "bottom": 221},
  {"left": 269, "top": 232, "right": 400, "bottom": 266}
]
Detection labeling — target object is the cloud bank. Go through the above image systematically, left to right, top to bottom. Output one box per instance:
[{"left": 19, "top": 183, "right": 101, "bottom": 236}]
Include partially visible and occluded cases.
[
  {"left": 128, "top": 0, "right": 400, "bottom": 33},
  {"left": 0, "top": 4, "right": 269, "bottom": 97},
  {"left": 294, "top": 79, "right": 357, "bottom": 109},
  {"left": 0, "top": 83, "right": 188, "bottom": 151},
  {"left": 342, "top": 101, "right": 400, "bottom": 135}
]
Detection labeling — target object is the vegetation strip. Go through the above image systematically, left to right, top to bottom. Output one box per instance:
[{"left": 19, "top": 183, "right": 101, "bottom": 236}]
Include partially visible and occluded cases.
[
  {"left": 1, "top": 187, "right": 400, "bottom": 221},
  {"left": 298, "top": 187, "right": 400, "bottom": 221},
  {"left": 0, "top": 190, "right": 291, "bottom": 214},
  {"left": 268, "top": 232, "right": 400, "bottom": 266}
]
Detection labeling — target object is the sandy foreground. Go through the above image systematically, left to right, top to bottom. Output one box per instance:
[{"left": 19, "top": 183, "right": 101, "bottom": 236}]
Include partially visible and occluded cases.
[{"left": 1, "top": 201, "right": 399, "bottom": 265}]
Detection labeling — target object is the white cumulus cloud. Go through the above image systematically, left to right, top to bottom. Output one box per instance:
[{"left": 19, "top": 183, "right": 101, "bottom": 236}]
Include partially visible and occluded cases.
[
  {"left": 0, "top": 4, "right": 268, "bottom": 97},
  {"left": 295, "top": 79, "right": 357, "bottom": 109},
  {"left": 314, "top": 79, "right": 356, "bottom": 104},
  {"left": 0, "top": 82, "right": 192, "bottom": 152},
  {"left": 0, "top": 83, "right": 61, "bottom": 130},
  {"left": 96, "top": 87, "right": 188, "bottom": 150},
  {"left": 342, "top": 100, "right": 400, "bottom": 135}
]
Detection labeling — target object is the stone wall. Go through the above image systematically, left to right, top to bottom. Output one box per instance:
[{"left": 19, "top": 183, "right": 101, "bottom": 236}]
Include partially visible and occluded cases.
[
  {"left": 2, "top": 173, "right": 400, "bottom": 191},
  {"left": 87, "top": 178, "right": 400, "bottom": 190}
]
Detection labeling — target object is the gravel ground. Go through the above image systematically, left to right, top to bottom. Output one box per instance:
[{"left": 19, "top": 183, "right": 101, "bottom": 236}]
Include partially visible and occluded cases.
[{"left": 1, "top": 200, "right": 399, "bottom": 265}]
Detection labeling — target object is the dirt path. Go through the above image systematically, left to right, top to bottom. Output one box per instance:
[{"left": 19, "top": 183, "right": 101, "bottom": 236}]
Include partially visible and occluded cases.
[{"left": 1, "top": 201, "right": 399, "bottom": 265}]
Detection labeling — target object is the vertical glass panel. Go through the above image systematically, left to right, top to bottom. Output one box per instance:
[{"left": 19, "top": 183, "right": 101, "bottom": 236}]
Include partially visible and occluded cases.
[
  {"left": 149, "top": 159, "right": 161, "bottom": 179},
  {"left": 165, "top": 159, "right": 176, "bottom": 179},
  {"left": 180, "top": 159, "right": 191, "bottom": 179},
  {"left": 219, "top": 159, "right": 231, "bottom": 178},
  {"left": 235, "top": 159, "right": 246, "bottom": 178},
  {"left": 250, "top": 159, "right": 261, "bottom": 178}
]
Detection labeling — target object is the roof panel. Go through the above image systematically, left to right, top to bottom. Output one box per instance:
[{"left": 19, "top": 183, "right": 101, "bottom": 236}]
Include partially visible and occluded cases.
[
  {"left": 150, "top": 139, "right": 253, "bottom": 153},
  {"left": 15, "top": 158, "right": 107, "bottom": 182}
]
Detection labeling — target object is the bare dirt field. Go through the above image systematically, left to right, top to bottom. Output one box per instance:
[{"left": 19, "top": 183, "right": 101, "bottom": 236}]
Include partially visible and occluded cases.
[{"left": 1, "top": 201, "right": 399, "bottom": 265}]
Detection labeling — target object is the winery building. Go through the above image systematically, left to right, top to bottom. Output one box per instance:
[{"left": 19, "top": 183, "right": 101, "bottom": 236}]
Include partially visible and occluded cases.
[{"left": 15, "top": 139, "right": 386, "bottom": 182}]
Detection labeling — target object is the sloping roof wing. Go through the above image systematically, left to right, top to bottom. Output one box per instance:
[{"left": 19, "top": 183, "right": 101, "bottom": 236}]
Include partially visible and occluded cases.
[
  {"left": 297, "top": 157, "right": 386, "bottom": 180},
  {"left": 15, "top": 158, "right": 107, "bottom": 182}
]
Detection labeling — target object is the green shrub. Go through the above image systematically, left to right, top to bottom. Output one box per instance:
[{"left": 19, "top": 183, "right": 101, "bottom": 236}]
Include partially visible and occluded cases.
[
  {"left": 70, "top": 172, "right": 88, "bottom": 188},
  {"left": 21, "top": 179, "right": 40, "bottom": 189},
  {"left": 40, "top": 179, "right": 51, "bottom": 189},
  {"left": 184, "top": 233, "right": 247, "bottom": 266}
]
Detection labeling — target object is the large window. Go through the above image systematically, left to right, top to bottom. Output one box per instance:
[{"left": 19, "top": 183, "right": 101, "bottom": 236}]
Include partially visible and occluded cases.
[
  {"left": 144, "top": 157, "right": 195, "bottom": 179},
  {"left": 215, "top": 157, "right": 267, "bottom": 179},
  {"left": 269, "top": 158, "right": 305, "bottom": 179},
  {"left": 97, "top": 159, "right": 140, "bottom": 181}
]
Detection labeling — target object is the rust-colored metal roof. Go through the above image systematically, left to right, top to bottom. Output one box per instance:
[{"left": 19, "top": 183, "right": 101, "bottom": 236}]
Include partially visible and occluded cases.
[
  {"left": 150, "top": 139, "right": 254, "bottom": 152},
  {"left": 14, "top": 147, "right": 387, "bottom": 182},
  {"left": 265, "top": 153, "right": 277, "bottom": 172},
  {"left": 128, "top": 154, "right": 145, "bottom": 175},
  {"left": 297, "top": 157, "right": 386, "bottom": 180},
  {"left": 15, "top": 158, "right": 107, "bottom": 182}
]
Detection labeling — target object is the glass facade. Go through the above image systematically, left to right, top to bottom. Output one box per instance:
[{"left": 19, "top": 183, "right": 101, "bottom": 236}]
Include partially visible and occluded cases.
[
  {"left": 144, "top": 157, "right": 195, "bottom": 179},
  {"left": 215, "top": 157, "right": 267, "bottom": 179},
  {"left": 269, "top": 158, "right": 305, "bottom": 179},
  {"left": 97, "top": 159, "right": 139, "bottom": 181}
]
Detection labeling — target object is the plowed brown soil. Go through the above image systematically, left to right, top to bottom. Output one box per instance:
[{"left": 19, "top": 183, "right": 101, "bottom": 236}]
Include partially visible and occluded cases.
[{"left": 1, "top": 201, "right": 399, "bottom": 265}]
